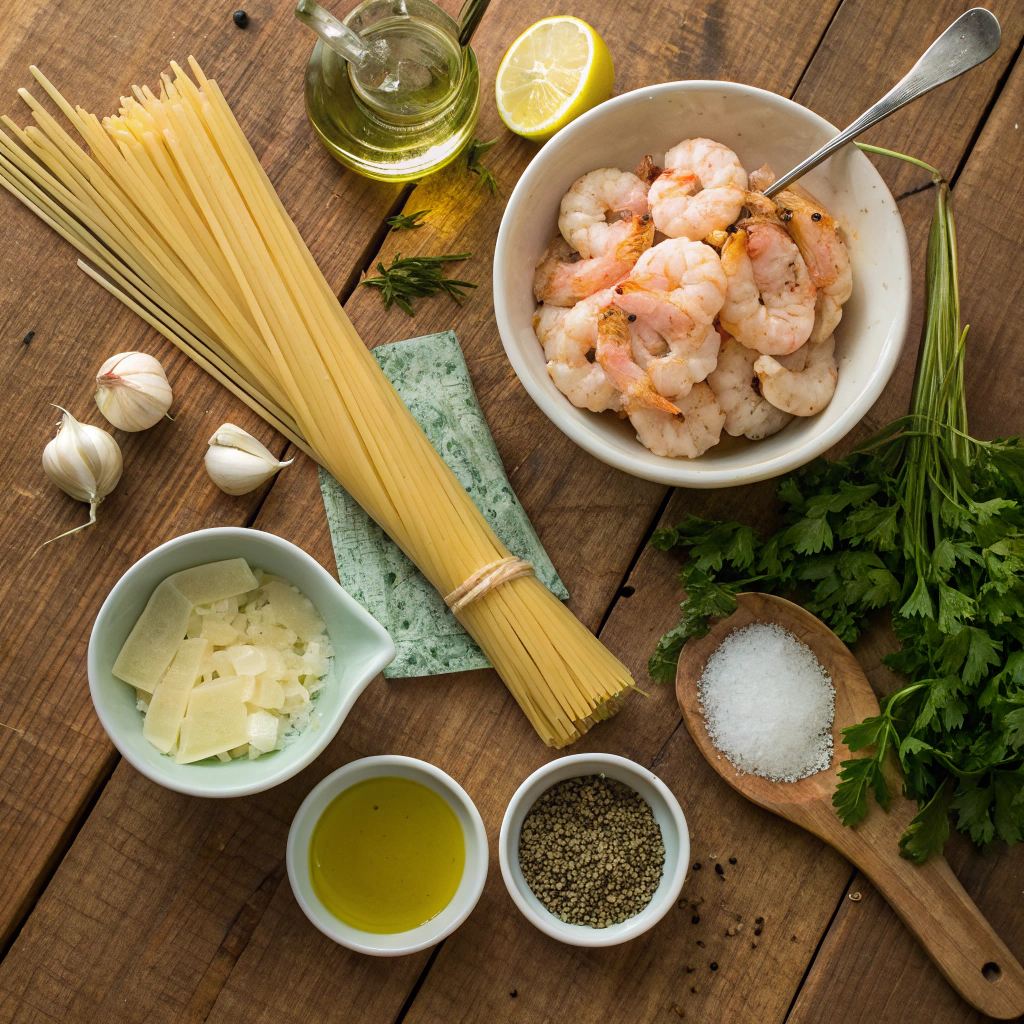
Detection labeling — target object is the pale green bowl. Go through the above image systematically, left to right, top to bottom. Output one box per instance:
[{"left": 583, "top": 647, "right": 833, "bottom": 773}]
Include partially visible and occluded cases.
[{"left": 88, "top": 527, "right": 396, "bottom": 798}]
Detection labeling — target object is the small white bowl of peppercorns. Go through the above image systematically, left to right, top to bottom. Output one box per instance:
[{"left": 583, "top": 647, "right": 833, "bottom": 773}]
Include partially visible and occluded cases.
[{"left": 499, "top": 753, "right": 689, "bottom": 946}]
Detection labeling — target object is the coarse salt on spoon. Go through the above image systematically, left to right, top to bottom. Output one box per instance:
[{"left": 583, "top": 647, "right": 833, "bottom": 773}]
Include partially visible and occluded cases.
[{"left": 675, "top": 591, "right": 1024, "bottom": 1019}]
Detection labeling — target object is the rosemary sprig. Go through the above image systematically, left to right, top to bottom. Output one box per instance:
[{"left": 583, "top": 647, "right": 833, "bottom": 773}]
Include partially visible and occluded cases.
[
  {"left": 466, "top": 137, "right": 499, "bottom": 194},
  {"left": 387, "top": 209, "right": 431, "bottom": 231},
  {"left": 361, "top": 252, "right": 476, "bottom": 316}
]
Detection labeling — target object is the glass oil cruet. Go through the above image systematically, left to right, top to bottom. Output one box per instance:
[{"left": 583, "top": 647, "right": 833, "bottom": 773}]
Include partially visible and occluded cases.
[{"left": 296, "top": 0, "right": 489, "bottom": 182}]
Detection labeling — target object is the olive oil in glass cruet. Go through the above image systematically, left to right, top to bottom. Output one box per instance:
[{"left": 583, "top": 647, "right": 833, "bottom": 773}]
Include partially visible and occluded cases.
[{"left": 296, "top": 0, "right": 489, "bottom": 182}]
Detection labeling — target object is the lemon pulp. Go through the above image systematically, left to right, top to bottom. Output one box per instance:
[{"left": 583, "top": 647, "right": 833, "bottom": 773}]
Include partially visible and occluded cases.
[
  {"left": 495, "top": 17, "right": 614, "bottom": 142},
  {"left": 309, "top": 776, "right": 465, "bottom": 933}
]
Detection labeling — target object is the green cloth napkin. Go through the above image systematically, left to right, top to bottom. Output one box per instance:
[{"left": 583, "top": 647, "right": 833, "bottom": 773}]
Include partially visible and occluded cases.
[{"left": 319, "top": 330, "right": 568, "bottom": 678}]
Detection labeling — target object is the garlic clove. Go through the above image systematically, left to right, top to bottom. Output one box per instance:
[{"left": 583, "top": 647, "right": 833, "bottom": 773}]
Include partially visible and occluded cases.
[
  {"left": 95, "top": 350, "right": 172, "bottom": 431},
  {"left": 41, "top": 406, "right": 122, "bottom": 545},
  {"left": 205, "top": 422, "right": 292, "bottom": 496}
]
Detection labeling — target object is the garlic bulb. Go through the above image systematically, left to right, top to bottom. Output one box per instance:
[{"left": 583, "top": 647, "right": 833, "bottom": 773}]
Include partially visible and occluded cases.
[
  {"left": 95, "top": 351, "right": 172, "bottom": 431},
  {"left": 41, "top": 407, "right": 123, "bottom": 544},
  {"left": 205, "top": 423, "right": 292, "bottom": 496}
]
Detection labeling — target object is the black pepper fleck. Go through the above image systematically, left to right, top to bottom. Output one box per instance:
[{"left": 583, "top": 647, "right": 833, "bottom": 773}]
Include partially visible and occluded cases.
[
  {"left": 232, "top": 9, "right": 249, "bottom": 27},
  {"left": 811, "top": 212, "right": 822, "bottom": 222},
  {"left": 627, "top": 314, "right": 637, "bottom": 322},
  {"left": 22, "top": 330, "right": 34, "bottom": 345},
  {"left": 728, "top": 857, "right": 736, "bottom": 865},
  {"left": 692, "top": 862, "right": 701, "bottom": 871},
  {"left": 715, "top": 863, "right": 724, "bottom": 876},
  {"left": 691, "top": 915, "right": 700, "bottom": 924},
  {"left": 754, "top": 916, "right": 764, "bottom": 925},
  {"left": 754, "top": 927, "right": 762, "bottom": 936},
  {"left": 696, "top": 940, "right": 705, "bottom": 948},
  {"left": 709, "top": 962, "right": 718, "bottom": 971},
  {"left": 510, "top": 990, "right": 518, "bottom": 998}
]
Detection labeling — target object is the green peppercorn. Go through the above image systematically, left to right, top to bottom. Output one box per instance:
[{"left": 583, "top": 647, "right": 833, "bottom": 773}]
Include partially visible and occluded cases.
[{"left": 517, "top": 775, "right": 665, "bottom": 928}]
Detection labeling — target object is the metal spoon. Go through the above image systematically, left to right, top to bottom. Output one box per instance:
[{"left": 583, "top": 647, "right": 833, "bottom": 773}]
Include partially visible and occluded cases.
[{"left": 766, "top": 7, "right": 1001, "bottom": 197}]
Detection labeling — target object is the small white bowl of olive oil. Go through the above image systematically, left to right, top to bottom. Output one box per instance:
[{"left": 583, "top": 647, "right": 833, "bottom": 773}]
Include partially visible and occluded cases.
[{"left": 286, "top": 755, "right": 488, "bottom": 955}]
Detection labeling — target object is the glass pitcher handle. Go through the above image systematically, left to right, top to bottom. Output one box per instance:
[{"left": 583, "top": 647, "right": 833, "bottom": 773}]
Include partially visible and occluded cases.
[{"left": 294, "top": 0, "right": 372, "bottom": 66}]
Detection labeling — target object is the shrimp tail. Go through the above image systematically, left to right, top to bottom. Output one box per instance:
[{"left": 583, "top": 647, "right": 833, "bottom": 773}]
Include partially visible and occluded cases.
[
  {"left": 615, "top": 214, "right": 655, "bottom": 262},
  {"left": 595, "top": 307, "right": 680, "bottom": 415}
]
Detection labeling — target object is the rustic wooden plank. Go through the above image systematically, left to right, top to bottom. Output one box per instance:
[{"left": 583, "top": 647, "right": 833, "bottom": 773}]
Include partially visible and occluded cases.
[
  {"left": 0, "top": 0, "right": 399, "bottom": 953},
  {"left": 0, "top": 0, "right": 842, "bottom": 1017},
  {"left": 3, "top": 3, "right": 1022, "bottom": 1024},
  {"left": 390, "top": 3, "right": 1024, "bottom": 1023},
  {"left": 783, "top": 45, "right": 1024, "bottom": 1024}
]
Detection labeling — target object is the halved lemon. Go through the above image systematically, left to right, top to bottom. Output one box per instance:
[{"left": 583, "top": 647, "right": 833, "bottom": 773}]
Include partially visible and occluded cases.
[{"left": 495, "top": 17, "right": 614, "bottom": 143}]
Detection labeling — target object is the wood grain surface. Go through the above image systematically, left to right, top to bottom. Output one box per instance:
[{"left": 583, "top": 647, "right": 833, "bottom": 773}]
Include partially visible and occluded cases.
[{"left": 0, "top": 0, "right": 1022, "bottom": 1021}]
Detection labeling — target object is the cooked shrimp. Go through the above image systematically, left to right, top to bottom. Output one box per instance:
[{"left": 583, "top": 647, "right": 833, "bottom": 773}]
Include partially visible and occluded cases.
[
  {"left": 648, "top": 138, "right": 748, "bottom": 241},
  {"left": 748, "top": 163, "right": 776, "bottom": 192},
  {"left": 558, "top": 168, "right": 651, "bottom": 258},
  {"left": 773, "top": 185, "right": 852, "bottom": 343},
  {"left": 533, "top": 216, "right": 654, "bottom": 306},
  {"left": 719, "top": 220, "right": 817, "bottom": 355},
  {"left": 615, "top": 237, "right": 727, "bottom": 342},
  {"left": 533, "top": 304, "right": 623, "bottom": 413},
  {"left": 595, "top": 307, "right": 680, "bottom": 414},
  {"left": 632, "top": 321, "right": 721, "bottom": 398},
  {"left": 754, "top": 333, "right": 838, "bottom": 416},
  {"left": 707, "top": 335, "right": 793, "bottom": 440},
  {"left": 628, "top": 381, "right": 725, "bottom": 458}
]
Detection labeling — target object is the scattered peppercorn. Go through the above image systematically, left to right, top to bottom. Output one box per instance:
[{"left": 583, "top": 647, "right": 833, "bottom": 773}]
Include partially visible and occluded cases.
[
  {"left": 232, "top": 9, "right": 249, "bottom": 27},
  {"left": 811, "top": 212, "right": 822, "bottom": 222},
  {"left": 627, "top": 313, "right": 637, "bottom": 322},
  {"left": 21, "top": 330, "right": 34, "bottom": 345},
  {"left": 518, "top": 775, "right": 665, "bottom": 928},
  {"left": 728, "top": 857, "right": 737, "bottom": 865},
  {"left": 692, "top": 862, "right": 702, "bottom": 871},
  {"left": 715, "top": 863, "right": 724, "bottom": 876},
  {"left": 691, "top": 915, "right": 700, "bottom": 924},
  {"left": 754, "top": 916, "right": 764, "bottom": 925},
  {"left": 754, "top": 927, "right": 762, "bottom": 936},
  {"left": 791, "top": 935, "right": 798, "bottom": 942},
  {"left": 696, "top": 940, "right": 705, "bottom": 948},
  {"left": 751, "top": 942, "right": 758, "bottom": 949},
  {"left": 709, "top": 962, "right": 718, "bottom": 971},
  {"left": 685, "top": 965, "right": 695, "bottom": 973},
  {"left": 690, "top": 986, "right": 699, "bottom": 994},
  {"left": 510, "top": 990, "right": 518, "bottom": 998}
]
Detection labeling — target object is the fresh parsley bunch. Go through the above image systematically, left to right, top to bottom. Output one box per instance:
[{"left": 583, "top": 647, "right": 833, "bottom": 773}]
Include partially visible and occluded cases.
[{"left": 650, "top": 153, "right": 1024, "bottom": 862}]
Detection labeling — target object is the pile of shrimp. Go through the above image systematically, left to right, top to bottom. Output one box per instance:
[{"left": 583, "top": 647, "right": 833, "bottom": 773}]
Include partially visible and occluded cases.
[{"left": 531, "top": 139, "right": 852, "bottom": 459}]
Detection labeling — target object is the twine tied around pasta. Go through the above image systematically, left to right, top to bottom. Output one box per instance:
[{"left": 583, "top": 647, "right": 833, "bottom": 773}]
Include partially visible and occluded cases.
[{"left": 444, "top": 556, "right": 536, "bottom": 614}]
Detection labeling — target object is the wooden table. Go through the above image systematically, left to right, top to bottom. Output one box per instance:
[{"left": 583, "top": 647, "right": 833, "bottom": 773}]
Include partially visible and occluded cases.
[{"left": 1, "top": 1, "right": 1022, "bottom": 1020}]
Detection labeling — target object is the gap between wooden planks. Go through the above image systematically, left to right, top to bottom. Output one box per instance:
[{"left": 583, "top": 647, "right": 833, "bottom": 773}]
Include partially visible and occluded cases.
[{"left": 2, "top": 3, "right": 1022, "bottom": 1024}]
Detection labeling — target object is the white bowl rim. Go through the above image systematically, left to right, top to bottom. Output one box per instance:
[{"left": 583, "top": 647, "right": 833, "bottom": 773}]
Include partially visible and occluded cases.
[
  {"left": 493, "top": 79, "right": 912, "bottom": 488},
  {"left": 87, "top": 526, "right": 396, "bottom": 799},
  {"left": 498, "top": 752, "right": 689, "bottom": 947},
  {"left": 286, "top": 754, "right": 489, "bottom": 955}
]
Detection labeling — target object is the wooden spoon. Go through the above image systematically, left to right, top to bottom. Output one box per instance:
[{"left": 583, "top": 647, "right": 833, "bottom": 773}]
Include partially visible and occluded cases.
[{"left": 675, "top": 591, "right": 1024, "bottom": 1019}]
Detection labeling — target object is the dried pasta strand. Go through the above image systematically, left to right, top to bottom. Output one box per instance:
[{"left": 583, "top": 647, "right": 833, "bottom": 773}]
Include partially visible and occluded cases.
[{"left": 0, "top": 59, "right": 637, "bottom": 748}]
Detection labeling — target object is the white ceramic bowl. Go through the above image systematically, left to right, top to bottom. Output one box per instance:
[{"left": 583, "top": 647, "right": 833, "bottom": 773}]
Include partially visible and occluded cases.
[
  {"left": 493, "top": 81, "right": 912, "bottom": 487},
  {"left": 88, "top": 527, "right": 395, "bottom": 798},
  {"left": 499, "top": 753, "right": 688, "bottom": 946},
  {"left": 287, "top": 755, "right": 488, "bottom": 955}
]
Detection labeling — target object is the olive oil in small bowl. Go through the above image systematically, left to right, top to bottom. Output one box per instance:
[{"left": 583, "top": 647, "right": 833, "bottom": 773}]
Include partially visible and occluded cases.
[{"left": 287, "top": 756, "right": 488, "bottom": 955}]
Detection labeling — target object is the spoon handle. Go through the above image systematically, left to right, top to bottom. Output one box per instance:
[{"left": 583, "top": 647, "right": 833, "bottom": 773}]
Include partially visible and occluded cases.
[
  {"left": 766, "top": 8, "right": 1001, "bottom": 197},
  {"left": 809, "top": 795, "right": 1024, "bottom": 1019}
]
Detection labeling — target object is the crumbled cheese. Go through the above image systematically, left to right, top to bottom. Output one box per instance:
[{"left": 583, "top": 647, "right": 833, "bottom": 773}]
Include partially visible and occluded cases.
[{"left": 698, "top": 622, "right": 835, "bottom": 783}]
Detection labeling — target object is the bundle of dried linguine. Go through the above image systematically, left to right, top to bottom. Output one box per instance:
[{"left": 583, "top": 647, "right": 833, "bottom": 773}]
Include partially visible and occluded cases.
[{"left": 0, "top": 58, "right": 635, "bottom": 747}]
